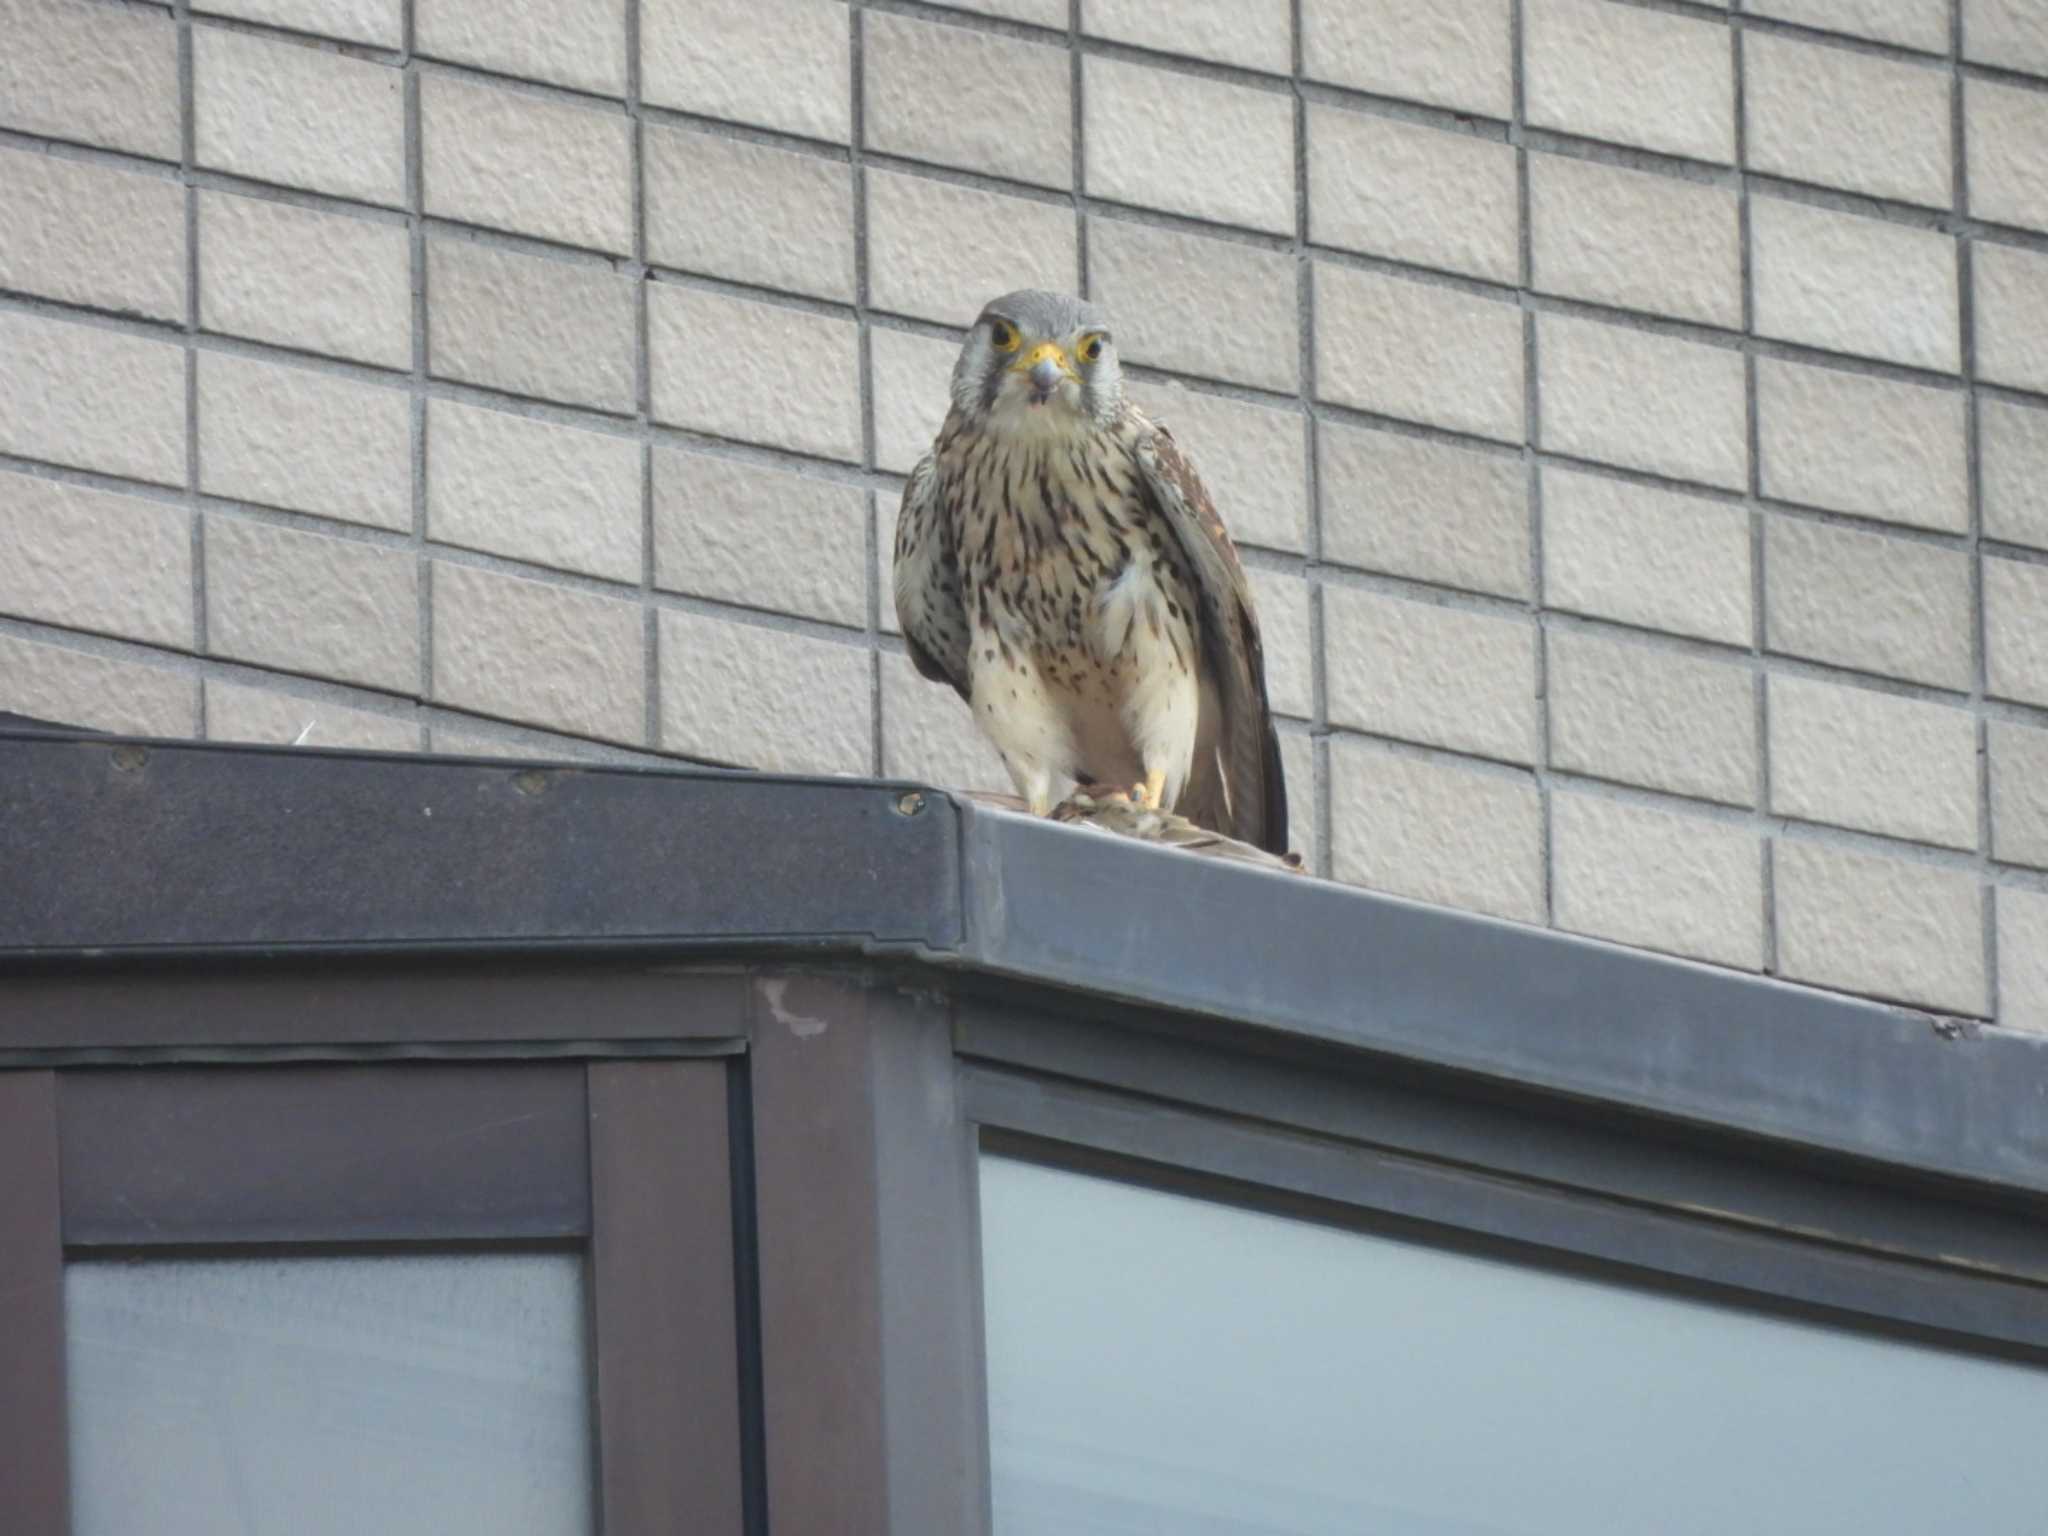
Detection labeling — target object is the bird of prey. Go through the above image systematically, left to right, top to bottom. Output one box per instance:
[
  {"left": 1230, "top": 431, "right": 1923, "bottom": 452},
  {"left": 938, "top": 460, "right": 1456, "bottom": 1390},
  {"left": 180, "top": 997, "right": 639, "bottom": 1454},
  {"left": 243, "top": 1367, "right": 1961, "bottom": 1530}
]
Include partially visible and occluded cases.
[{"left": 893, "top": 289, "right": 1288, "bottom": 856}]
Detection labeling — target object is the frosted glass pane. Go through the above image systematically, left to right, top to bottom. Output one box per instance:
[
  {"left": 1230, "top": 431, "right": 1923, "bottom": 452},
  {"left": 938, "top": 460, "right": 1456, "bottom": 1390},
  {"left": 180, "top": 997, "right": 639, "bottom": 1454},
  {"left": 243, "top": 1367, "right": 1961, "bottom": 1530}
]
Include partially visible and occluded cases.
[
  {"left": 980, "top": 1156, "right": 2048, "bottom": 1536},
  {"left": 66, "top": 1253, "right": 593, "bottom": 1536}
]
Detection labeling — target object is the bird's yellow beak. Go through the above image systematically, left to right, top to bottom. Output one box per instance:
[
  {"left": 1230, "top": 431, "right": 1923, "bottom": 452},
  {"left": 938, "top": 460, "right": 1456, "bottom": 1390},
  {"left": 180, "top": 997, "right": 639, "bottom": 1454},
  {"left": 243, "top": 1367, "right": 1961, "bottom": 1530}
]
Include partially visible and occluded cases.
[{"left": 1012, "top": 341, "right": 1076, "bottom": 398}]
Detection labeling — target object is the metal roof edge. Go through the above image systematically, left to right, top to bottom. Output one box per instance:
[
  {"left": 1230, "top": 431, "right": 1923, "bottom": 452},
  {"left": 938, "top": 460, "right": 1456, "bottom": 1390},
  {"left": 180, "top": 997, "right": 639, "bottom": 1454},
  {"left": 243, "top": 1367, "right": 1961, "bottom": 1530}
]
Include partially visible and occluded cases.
[
  {"left": 3, "top": 730, "right": 2043, "bottom": 1199},
  {"left": 952, "top": 796, "right": 2048, "bottom": 1200}
]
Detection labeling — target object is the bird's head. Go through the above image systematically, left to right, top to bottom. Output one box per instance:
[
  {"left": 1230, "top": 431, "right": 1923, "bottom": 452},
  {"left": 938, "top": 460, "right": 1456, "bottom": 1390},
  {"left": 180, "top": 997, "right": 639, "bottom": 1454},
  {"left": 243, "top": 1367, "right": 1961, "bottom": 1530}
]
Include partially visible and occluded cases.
[{"left": 950, "top": 290, "right": 1123, "bottom": 438}]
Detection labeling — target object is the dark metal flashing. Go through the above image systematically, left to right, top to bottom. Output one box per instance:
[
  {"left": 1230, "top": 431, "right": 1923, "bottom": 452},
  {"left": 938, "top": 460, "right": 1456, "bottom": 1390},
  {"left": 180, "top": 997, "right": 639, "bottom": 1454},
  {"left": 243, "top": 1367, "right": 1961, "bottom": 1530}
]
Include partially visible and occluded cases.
[{"left": 3, "top": 729, "right": 2046, "bottom": 1204}]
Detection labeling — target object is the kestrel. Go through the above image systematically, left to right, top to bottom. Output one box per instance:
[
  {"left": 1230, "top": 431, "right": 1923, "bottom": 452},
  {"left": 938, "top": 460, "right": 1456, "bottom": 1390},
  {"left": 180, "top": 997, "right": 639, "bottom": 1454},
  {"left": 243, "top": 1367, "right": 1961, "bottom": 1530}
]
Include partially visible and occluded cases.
[{"left": 893, "top": 290, "right": 1289, "bottom": 856}]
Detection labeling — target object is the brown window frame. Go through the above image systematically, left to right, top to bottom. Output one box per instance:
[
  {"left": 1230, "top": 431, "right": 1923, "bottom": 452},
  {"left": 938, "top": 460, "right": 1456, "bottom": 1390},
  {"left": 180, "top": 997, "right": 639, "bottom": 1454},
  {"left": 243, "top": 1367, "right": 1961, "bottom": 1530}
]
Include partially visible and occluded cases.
[{"left": 0, "top": 1047, "right": 746, "bottom": 1536}]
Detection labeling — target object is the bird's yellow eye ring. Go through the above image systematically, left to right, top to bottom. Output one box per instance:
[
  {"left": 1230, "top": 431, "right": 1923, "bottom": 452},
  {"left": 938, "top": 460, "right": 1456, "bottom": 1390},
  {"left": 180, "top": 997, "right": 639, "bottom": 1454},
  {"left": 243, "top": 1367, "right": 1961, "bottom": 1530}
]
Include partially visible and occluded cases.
[
  {"left": 989, "top": 319, "right": 1020, "bottom": 352},
  {"left": 1077, "top": 332, "right": 1105, "bottom": 364}
]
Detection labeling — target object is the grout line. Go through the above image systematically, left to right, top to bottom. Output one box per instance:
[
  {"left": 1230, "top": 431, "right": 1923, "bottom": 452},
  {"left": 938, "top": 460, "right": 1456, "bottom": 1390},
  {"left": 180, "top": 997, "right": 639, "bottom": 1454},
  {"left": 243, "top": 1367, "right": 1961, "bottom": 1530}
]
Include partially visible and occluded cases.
[
  {"left": 177, "top": 0, "right": 209, "bottom": 735},
  {"left": 628, "top": 0, "right": 660, "bottom": 754},
  {"left": 1071, "top": 0, "right": 1088, "bottom": 296},
  {"left": 1289, "top": 0, "right": 1330, "bottom": 879},
  {"left": 1511, "top": 0, "right": 1555, "bottom": 926},
  {"left": 1735, "top": 0, "right": 1779, "bottom": 976},
  {"left": 1953, "top": 0, "right": 2000, "bottom": 1018},
  {"left": 850, "top": 2, "right": 884, "bottom": 779},
  {"left": 403, "top": 3, "right": 432, "bottom": 731}
]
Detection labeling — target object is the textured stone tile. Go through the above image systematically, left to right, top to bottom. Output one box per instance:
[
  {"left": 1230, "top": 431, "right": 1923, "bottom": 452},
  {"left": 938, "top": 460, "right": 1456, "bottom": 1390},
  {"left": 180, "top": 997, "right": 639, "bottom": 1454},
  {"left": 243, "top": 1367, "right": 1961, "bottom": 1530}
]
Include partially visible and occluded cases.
[
  {"left": 0, "top": 0, "right": 179, "bottom": 159},
  {"left": 200, "top": 0, "right": 403, "bottom": 47},
  {"left": 416, "top": 0, "right": 625, "bottom": 96},
  {"left": 642, "top": 0, "right": 849, "bottom": 142},
  {"left": 1086, "top": 0, "right": 1291, "bottom": 73},
  {"left": 1302, "top": 0, "right": 1512, "bottom": 119},
  {"left": 1525, "top": 0, "right": 1734, "bottom": 163},
  {"left": 1751, "top": 0, "right": 1948, "bottom": 51},
  {"left": 1965, "top": 0, "right": 2048, "bottom": 78},
  {"left": 864, "top": 11, "right": 1070, "bottom": 189},
  {"left": 194, "top": 25, "right": 403, "bottom": 205},
  {"left": 1745, "top": 32, "right": 1951, "bottom": 208},
  {"left": 1086, "top": 57, "right": 1293, "bottom": 235},
  {"left": 421, "top": 73, "right": 632, "bottom": 253},
  {"left": 1969, "top": 80, "right": 2048, "bottom": 235},
  {"left": 1311, "top": 106, "right": 1519, "bottom": 285},
  {"left": 645, "top": 125, "right": 854, "bottom": 303},
  {"left": 0, "top": 147, "right": 184, "bottom": 323},
  {"left": 1529, "top": 152, "right": 1741, "bottom": 328},
  {"left": 866, "top": 170, "right": 1076, "bottom": 327},
  {"left": 201, "top": 191, "right": 411, "bottom": 370},
  {"left": 1751, "top": 198, "right": 1959, "bottom": 372},
  {"left": 1088, "top": 218, "right": 1298, "bottom": 391},
  {"left": 428, "top": 239, "right": 637, "bottom": 412},
  {"left": 1974, "top": 242, "right": 2048, "bottom": 394},
  {"left": 1315, "top": 265, "right": 1525, "bottom": 443},
  {"left": 648, "top": 284, "right": 861, "bottom": 461},
  {"left": 0, "top": 310, "right": 186, "bottom": 487},
  {"left": 1538, "top": 314, "right": 1747, "bottom": 489},
  {"left": 870, "top": 326, "right": 956, "bottom": 475},
  {"left": 199, "top": 352, "right": 411, "bottom": 531},
  {"left": 1756, "top": 359, "right": 1967, "bottom": 533},
  {"left": 1126, "top": 383, "right": 1308, "bottom": 554},
  {"left": 1983, "top": 397, "right": 2048, "bottom": 553},
  {"left": 428, "top": 399, "right": 640, "bottom": 582},
  {"left": 1320, "top": 422, "right": 1529, "bottom": 599},
  {"left": 654, "top": 449, "right": 867, "bottom": 628},
  {"left": 1541, "top": 466, "right": 1752, "bottom": 644},
  {"left": 0, "top": 472, "right": 191, "bottom": 647},
  {"left": 877, "top": 498, "right": 903, "bottom": 636},
  {"left": 207, "top": 517, "right": 419, "bottom": 692},
  {"left": 1764, "top": 517, "right": 1971, "bottom": 690},
  {"left": 1986, "top": 556, "right": 2048, "bottom": 708},
  {"left": 434, "top": 560, "right": 643, "bottom": 741},
  {"left": 1244, "top": 566, "right": 1312, "bottom": 721},
  {"left": 1324, "top": 588, "right": 1537, "bottom": 764},
  {"left": 659, "top": 609, "right": 869, "bottom": 773},
  {"left": 1548, "top": 629, "right": 1756, "bottom": 806},
  {"left": 0, "top": 633, "right": 194, "bottom": 737},
  {"left": 882, "top": 650, "right": 1008, "bottom": 790},
  {"left": 1771, "top": 675, "right": 1979, "bottom": 849},
  {"left": 205, "top": 679, "right": 418, "bottom": 751},
  {"left": 1990, "top": 721, "right": 2048, "bottom": 870},
  {"left": 1329, "top": 738, "right": 1543, "bottom": 923},
  {"left": 1553, "top": 794, "right": 1764, "bottom": 969},
  {"left": 1775, "top": 841, "right": 1986, "bottom": 1015},
  {"left": 2000, "top": 888, "right": 2048, "bottom": 1034}
]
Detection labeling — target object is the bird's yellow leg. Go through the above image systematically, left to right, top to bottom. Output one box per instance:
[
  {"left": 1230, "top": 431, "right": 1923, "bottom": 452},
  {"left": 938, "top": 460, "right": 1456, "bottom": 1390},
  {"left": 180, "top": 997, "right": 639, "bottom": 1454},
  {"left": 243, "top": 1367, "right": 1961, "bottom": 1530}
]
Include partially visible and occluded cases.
[{"left": 1138, "top": 768, "right": 1167, "bottom": 810}]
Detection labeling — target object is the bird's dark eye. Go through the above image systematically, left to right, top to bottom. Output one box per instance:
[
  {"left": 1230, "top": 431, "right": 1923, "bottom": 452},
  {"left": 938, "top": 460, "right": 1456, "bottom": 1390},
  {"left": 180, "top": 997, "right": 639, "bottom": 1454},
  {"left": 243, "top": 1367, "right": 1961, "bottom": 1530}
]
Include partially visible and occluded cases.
[
  {"left": 989, "top": 320, "right": 1020, "bottom": 352},
  {"left": 1077, "top": 332, "right": 1106, "bottom": 364}
]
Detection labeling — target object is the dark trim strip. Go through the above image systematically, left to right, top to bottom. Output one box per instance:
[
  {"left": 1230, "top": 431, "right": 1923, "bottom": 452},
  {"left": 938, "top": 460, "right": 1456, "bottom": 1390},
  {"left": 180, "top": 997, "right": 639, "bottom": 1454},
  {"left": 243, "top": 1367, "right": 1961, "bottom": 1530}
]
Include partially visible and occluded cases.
[
  {"left": 0, "top": 964, "right": 750, "bottom": 1056},
  {"left": 956, "top": 1003, "right": 2048, "bottom": 1284},
  {"left": 589, "top": 1061, "right": 745, "bottom": 1535},
  {"left": 59, "top": 1064, "right": 591, "bottom": 1245},
  {"left": 963, "top": 1065, "right": 2048, "bottom": 1361},
  {"left": 0, "top": 1072, "right": 67, "bottom": 1536}
]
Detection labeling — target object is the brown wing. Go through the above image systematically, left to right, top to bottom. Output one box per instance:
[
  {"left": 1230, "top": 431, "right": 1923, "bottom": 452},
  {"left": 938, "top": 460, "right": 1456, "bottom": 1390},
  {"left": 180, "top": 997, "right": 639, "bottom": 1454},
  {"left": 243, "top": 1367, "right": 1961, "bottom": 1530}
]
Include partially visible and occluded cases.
[
  {"left": 1131, "top": 413, "right": 1290, "bottom": 857},
  {"left": 892, "top": 450, "right": 969, "bottom": 702}
]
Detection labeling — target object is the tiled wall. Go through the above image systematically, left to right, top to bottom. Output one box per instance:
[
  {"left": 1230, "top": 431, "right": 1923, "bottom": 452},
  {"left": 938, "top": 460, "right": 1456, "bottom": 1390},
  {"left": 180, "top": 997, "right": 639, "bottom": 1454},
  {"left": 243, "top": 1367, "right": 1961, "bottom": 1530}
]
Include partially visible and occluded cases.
[{"left": 3, "top": 0, "right": 2046, "bottom": 1029}]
